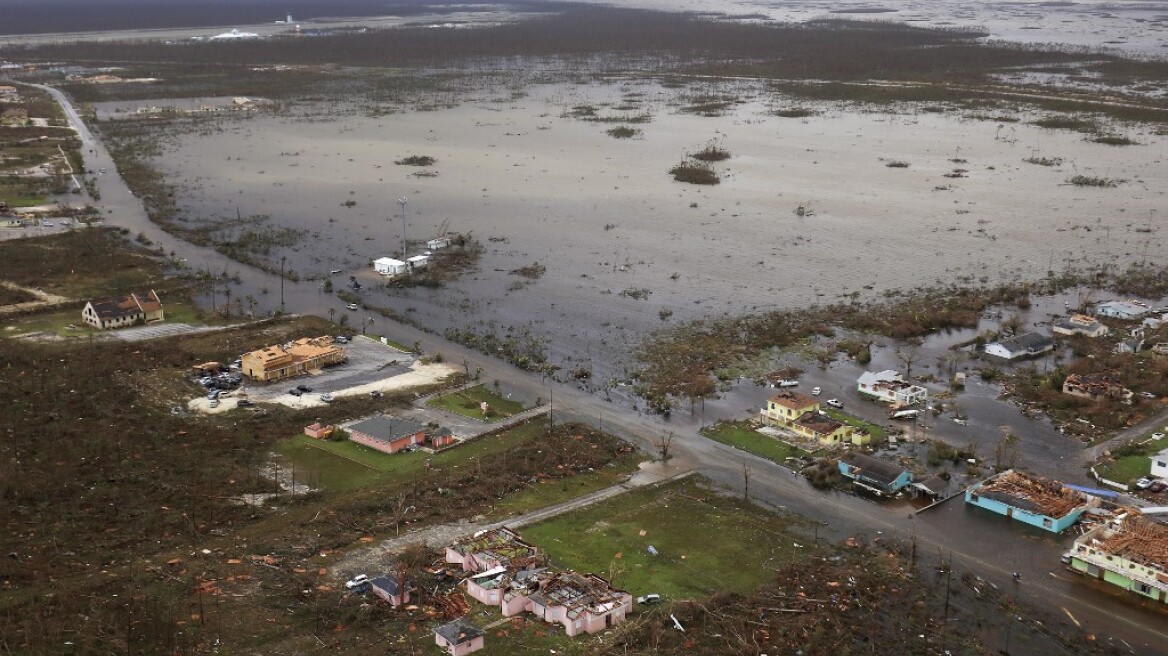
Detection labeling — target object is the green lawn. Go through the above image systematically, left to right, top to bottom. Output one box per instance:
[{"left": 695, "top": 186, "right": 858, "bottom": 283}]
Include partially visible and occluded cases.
[
  {"left": 426, "top": 384, "right": 526, "bottom": 422},
  {"left": 824, "top": 408, "right": 889, "bottom": 440},
  {"left": 276, "top": 421, "right": 559, "bottom": 492},
  {"left": 700, "top": 421, "right": 810, "bottom": 467},
  {"left": 484, "top": 452, "right": 646, "bottom": 519},
  {"left": 1097, "top": 456, "right": 1151, "bottom": 485},
  {"left": 522, "top": 477, "right": 807, "bottom": 601}
]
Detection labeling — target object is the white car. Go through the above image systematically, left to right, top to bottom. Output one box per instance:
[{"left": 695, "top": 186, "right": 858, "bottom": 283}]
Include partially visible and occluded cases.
[
  {"left": 347, "top": 303, "right": 358, "bottom": 311},
  {"left": 776, "top": 379, "right": 799, "bottom": 387},
  {"left": 811, "top": 387, "right": 822, "bottom": 396},
  {"left": 320, "top": 393, "right": 334, "bottom": 403},
  {"left": 825, "top": 399, "right": 844, "bottom": 409},
  {"left": 1152, "top": 432, "right": 1165, "bottom": 440},
  {"left": 1135, "top": 477, "right": 1154, "bottom": 490},
  {"left": 345, "top": 574, "right": 369, "bottom": 589}
]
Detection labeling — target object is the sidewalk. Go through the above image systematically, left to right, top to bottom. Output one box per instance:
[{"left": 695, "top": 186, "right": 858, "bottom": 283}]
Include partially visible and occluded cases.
[{"left": 331, "top": 459, "right": 692, "bottom": 575}]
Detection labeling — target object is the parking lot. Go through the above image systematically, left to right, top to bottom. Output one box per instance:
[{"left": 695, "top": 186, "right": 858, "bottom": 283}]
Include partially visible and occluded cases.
[{"left": 187, "top": 336, "right": 459, "bottom": 413}]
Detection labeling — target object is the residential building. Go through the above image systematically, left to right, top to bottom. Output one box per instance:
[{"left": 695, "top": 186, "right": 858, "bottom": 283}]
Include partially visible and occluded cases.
[
  {"left": 407, "top": 254, "right": 429, "bottom": 269},
  {"left": 373, "top": 256, "right": 407, "bottom": 276},
  {"left": 80, "top": 290, "right": 164, "bottom": 329},
  {"left": 1094, "top": 300, "right": 1151, "bottom": 321},
  {"left": 1142, "top": 313, "right": 1168, "bottom": 330},
  {"left": 1052, "top": 314, "right": 1109, "bottom": 338},
  {"left": 983, "top": 332, "right": 1055, "bottom": 361},
  {"left": 240, "top": 336, "right": 346, "bottom": 382},
  {"left": 1115, "top": 337, "right": 1145, "bottom": 355},
  {"left": 1152, "top": 343, "right": 1168, "bottom": 356},
  {"left": 856, "top": 370, "right": 928, "bottom": 406},
  {"left": 1062, "top": 373, "right": 1132, "bottom": 402},
  {"left": 760, "top": 390, "right": 820, "bottom": 425},
  {"left": 791, "top": 412, "right": 865, "bottom": 446},
  {"left": 347, "top": 416, "right": 426, "bottom": 455},
  {"left": 1151, "top": 448, "right": 1168, "bottom": 479},
  {"left": 837, "top": 452, "right": 912, "bottom": 496},
  {"left": 964, "top": 470, "right": 1089, "bottom": 533},
  {"left": 1068, "top": 515, "right": 1168, "bottom": 605},
  {"left": 446, "top": 527, "right": 539, "bottom": 573},
  {"left": 470, "top": 569, "right": 630, "bottom": 637},
  {"left": 369, "top": 575, "right": 410, "bottom": 607},
  {"left": 434, "top": 619, "right": 485, "bottom": 656}
]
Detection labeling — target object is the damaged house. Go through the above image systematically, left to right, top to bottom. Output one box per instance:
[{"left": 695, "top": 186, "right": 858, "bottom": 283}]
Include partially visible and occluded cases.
[
  {"left": 856, "top": 370, "right": 928, "bottom": 406},
  {"left": 1062, "top": 373, "right": 1133, "bottom": 402},
  {"left": 838, "top": 452, "right": 912, "bottom": 496},
  {"left": 965, "top": 470, "right": 1091, "bottom": 533},
  {"left": 1068, "top": 514, "right": 1168, "bottom": 605},
  {"left": 445, "top": 527, "right": 540, "bottom": 573},
  {"left": 467, "top": 568, "right": 631, "bottom": 637}
]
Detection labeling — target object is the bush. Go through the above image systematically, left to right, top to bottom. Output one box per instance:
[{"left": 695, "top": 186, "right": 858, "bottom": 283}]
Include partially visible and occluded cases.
[
  {"left": 606, "top": 126, "right": 639, "bottom": 139},
  {"left": 395, "top": 155, "right": 435, "bottom": 166},
  {"left": 669, "top": 161, "right": 719, "bottom": 185},
  {"left": 1068, "top": 175, "right": 1123, "bottom": 187}
]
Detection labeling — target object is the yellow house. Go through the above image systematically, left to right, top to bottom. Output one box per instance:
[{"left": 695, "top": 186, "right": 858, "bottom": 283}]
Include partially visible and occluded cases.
[
  {"left": 761, "top": 391, "right": 820, "bottom": 425},
  {"left": 791, "top": 411, "right": 868, "bottom": 445}
]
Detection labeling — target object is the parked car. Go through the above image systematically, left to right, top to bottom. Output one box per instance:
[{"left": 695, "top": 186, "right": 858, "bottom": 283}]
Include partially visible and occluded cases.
[
  {"left": 330, "top": 269, "right": 342, "bottom": 274},
  {"left": 347, "top": 303, "right": 359, "bottom": 311},
  {"left": 335, "top": 335, "right": 349, "bottom": 344},
  {"left": 776, "top": 379, "right": 799, "bottom": 387},
  {"left": 297, "top": 384, "right": 312, "bottom": 393},
  {"left": 811, "top": 387, "right": 822, "bottom": 396},
  {"left": 289, "top": 389, "right": 302, "bottom": 397},
  {"left": 207, "top": 390, "right": 221, "bottom": 400},
  {"left": 370, "top": 390, "right": 383, "bottom": 399},
  {"left": 320, "top": 393, "right": 334, "bottom": 403},
  {"left": 209, "top": 399, "right": 220, "bottom": 408},
  {"left": 237, "top": 399, "right": 253, "bottom": 408},
  {"left": 826, "top": 399, "right": 844, "bottom": 409},
  {"left": 1152, "top": 432, "right": 1165, "bottom": 440},
  {"left": 1135, "top": 477, "right": 1154, "bottom": 490},
  {"left": 1149, "top": 480, "right": 1167, "bottom": 493},
  {"left": 1060, "top": 552, "right": 1073, "bottom": 565},
  {"left": 345, "top": 574, "right": 369, "bottom": 590},
  {"left": 636, "top": 594, "right": 662, "bottom": 605}
]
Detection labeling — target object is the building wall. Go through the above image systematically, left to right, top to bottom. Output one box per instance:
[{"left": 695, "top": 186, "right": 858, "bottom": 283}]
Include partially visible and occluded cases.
[
  {"left": 984, "top": 343, "right": 1016, "bottom": 359},
  {"left": 763, "top": 400, "right": 818, "bottom": 424},
  {"left": 1151, "top": 454, "right": 1168, "bottom": 479},
  {"left": 964, "top": 489, "right": 1084, "bottom": 532},
  {"left": 1070, "top": 554, "right": 1168, "bottom": 604},
  {"left": 372, "top": 585, "right": 409, "bottom": 607},
  {"left": 435, "top": 634, "right": 484, "bottom": 656}
]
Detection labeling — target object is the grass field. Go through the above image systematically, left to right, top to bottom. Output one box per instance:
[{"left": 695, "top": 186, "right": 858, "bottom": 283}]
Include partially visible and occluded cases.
[
  {"left": 426, "top": 383, "right": 527, "bottom": 422},
  {"left": 824, "top": 408, "right": 889, "bottom": 440},
  {"left": 275, "top": 420, "right": 630, "bottom": 495},
  {"left": 700, "top": 420, "right": 811, "bottom": 467},
  {"left": 1094, "top": 428, "right": 1168, "bottom": 485},
  {"left": 522, "top": 477, "right": 808, "bottom": 601}
]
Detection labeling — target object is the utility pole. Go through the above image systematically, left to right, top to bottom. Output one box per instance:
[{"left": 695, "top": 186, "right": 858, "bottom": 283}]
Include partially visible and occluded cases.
[
  {"left": 397, "top": 197, "right": 408, "bottom": 257},
  {"left": 279, "top": 255, "right": 286, "bottom": 313}
]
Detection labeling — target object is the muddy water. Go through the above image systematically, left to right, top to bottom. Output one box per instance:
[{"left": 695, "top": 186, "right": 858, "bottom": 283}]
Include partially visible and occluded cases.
[{"left": 125, "top": 79, "right": 1167, "bottom": 382}]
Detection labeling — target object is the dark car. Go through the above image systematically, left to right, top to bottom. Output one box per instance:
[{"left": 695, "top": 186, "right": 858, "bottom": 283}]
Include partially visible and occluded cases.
[
  {"left": 297, "top": 384, "right": 312, "bottom": 393},
  {"left": 289, "top": 389, "right": 303, "bottom": 397},
  {"left": 370, "top": 390, "right": 383, "bottom": 399},
  {"left": 237, "top": 399, "right": 253, "bottom": 407},
  {"left": 1150, "top": 480, "right": 1167, "bottom": 493}
]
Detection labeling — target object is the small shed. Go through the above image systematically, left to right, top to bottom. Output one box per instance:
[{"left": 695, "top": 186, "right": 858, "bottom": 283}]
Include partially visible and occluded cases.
[
  {"left": 427, "top": 237, "right": 451, "bottom": 250},
  {"left": 407, "top": 254, "right": 430, "bottom": 269},
  {"left": 373, "top": 257, "right": 407, "bottom": 276},
  {"left": 430, "top": 426, "right": 455, "bottom": 449},
  {"left": 370, "top": 575, "right": 411, "bottom": 607},
  {"left": 434, "top": 619, "right": 484, "bottom": 656}
]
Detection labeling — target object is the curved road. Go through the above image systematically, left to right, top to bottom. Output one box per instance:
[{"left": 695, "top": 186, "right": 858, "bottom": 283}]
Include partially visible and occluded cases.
[{"left": 39, "top": 84, "right": 1168, "bottom": 655}]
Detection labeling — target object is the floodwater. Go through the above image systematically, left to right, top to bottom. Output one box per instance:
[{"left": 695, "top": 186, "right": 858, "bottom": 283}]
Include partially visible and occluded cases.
[{"left": 114, "top": 77, "right": 1167, "bottom": 381}]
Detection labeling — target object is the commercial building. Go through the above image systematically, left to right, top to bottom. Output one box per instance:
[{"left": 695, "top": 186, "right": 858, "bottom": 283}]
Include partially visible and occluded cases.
[
  {"left": 81, "top": 290, "right": 164, "bottom": 329},
  {"left": 240, "top": 336, "right": 346, "bottom": 382},
  {"left": 347, "top": 416, "right": 426, "bottom": 455}
]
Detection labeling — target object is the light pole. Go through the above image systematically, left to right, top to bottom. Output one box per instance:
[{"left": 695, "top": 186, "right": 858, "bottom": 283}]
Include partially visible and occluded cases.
[
  {"left": 397, "top": 197, "right": 407, "bottom": 257},
  {"left": 279, "top": 255, "right": 286, "bottom": 314}
]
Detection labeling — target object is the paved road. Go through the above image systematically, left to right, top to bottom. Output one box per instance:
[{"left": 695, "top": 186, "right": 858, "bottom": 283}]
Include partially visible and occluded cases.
[{"left": 41, "top": 84, "right": 1168, "bottom": 655}]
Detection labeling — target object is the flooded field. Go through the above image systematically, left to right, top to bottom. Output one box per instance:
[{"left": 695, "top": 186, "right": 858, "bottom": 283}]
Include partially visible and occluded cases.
[{"left": 109, "top": 76, "right": 1168, "bottom": 378}]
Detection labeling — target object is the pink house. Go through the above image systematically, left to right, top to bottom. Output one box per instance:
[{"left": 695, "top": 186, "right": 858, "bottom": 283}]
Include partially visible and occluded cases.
[
  {"left": 445, "top": 527, "right": 539, "bottom": 573},
  {"left": 466, "top": 568, "right": 631, "bottom": 637},
  {"left": 369, "top": 575, "right": 410, "bottom": 607},
  {"left": 434, "top": 619, "right": 484, "bottom": 656}
]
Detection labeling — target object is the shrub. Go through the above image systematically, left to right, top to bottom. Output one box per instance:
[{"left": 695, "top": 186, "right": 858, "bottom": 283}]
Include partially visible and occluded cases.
[
  {"left": 606, "top": 126, "right": 639, "bottom": 139},
  {"left": 1091, "top": 134, "right": 1137, "bottom": 146},
  {"left": 691, "top": 140, "right": 731, "bottom": 162},
  {"left": 395, "top": 155, "right": 435, "bottom": 166},
  {"left": 885, "top": 160, "right": 910, "bottom": 168},
  {"left": 669, "top": 161, "right": 719, "bottom": 185},
  {"left": 1068, "top": 175, "right": 1123, "bottom": 187}
]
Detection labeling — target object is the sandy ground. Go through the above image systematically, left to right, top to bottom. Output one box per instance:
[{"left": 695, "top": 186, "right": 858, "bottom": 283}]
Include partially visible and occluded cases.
[
  {"left": 129, "top": 77, "right": 1167, "bottom": 378},
  {"left": 186, "top": 361, "right": 459, "bottom": 413}
]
